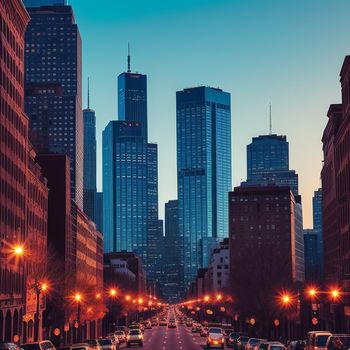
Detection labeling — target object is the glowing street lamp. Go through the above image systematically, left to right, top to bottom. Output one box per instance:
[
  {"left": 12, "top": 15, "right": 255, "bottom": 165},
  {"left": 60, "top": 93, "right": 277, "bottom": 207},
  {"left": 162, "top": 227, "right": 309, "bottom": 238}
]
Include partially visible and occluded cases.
[
  {"left": 109, "top": 288, "right": 117, "bottom": 297},
  {"left": 308, "top": 288, "right": 317, "bottom": 297},
  {"left": 330, "top": 289, "right": 340, "bottom": 300},
  {"left": 74, "top": 293, "right": 82, "bottom": 342},
  {"left": 96, "top": 293, "right": 101, "bottom": 300},
  {"left": 216, "top": 294, "right": 223, "bottom": 301},
  {"left": 125, "top": 295, "right": 131, "bottom": 301},
  {"left": 204, "top": 295, "right": 210, "bottom": 302},
  {"left": 138, "top": 297, "right": 143, "bottom": 305}
]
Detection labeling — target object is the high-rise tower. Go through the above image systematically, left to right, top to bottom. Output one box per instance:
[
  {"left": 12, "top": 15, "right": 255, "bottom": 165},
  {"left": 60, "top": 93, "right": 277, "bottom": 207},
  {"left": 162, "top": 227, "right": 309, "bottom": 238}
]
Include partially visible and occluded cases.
[
  {"left": 24, "top": 3, "right": 83, "bottom": 208},
  {"left": 83, "top": 79, "right": 97, "bottom": 220},
  {"left": 176, "top": 86, "right": 232, "bottom": 288}
]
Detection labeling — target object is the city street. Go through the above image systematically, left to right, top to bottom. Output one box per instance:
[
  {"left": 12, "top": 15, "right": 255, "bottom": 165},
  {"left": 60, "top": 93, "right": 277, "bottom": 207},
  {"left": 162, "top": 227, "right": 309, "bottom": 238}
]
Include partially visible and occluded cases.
[{"left": 120, "top": 324, "right": 216, "bottom": 350}]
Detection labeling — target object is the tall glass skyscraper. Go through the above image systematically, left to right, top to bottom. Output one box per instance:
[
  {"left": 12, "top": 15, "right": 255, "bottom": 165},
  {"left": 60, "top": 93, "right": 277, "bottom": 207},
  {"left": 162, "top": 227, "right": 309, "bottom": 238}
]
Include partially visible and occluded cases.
[
  {"left": 24, "top": 4, "right": 83, "bottom": 208},
  {"left": 118, "top": 72, "right": 148, "bottom": 140},
  {"left": 83, "top": 81, "right": 97, "bottom": 220},
  {"left": 176, "top": 86, "right": 232, "bottom": 288},
  {"left": 103, "top": 121, "right": 147, "bottom": 261},
  {"left": 243, "top": 134, "right": 299, "bottom": 196},
  {"left": 313, "top": 188, "right": 324, "bottom": 280}
]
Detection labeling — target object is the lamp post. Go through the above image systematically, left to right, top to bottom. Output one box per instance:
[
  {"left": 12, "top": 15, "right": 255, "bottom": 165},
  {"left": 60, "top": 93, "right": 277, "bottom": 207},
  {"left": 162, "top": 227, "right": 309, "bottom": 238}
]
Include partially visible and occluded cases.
[
  {"left": 33, "top": 281, "right": 48, "bottom": 341},
  {"left": 74, "top": 293, "right": 82, "bottom": 342}
]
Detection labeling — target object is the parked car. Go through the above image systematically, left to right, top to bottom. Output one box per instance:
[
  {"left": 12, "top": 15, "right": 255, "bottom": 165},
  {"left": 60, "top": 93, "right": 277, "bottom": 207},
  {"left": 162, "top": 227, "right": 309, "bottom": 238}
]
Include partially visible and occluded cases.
[
  {"left": 159, "top": 319, "right": 167, "bottom": 326},
  {"left": 186, "top": 319, "right": 193, "bottom": 327},
  {"left": 168, "top": 320, "right": 176, "bottom": 328},
  {"left": 192, "top": 323, "right": 202, "bottom": 333},
  {"left": 207, "top": 327, "right": 225, "bottom": 349},
  {"left": 126, "top": 329, "right": 144, "bottom": 347},
  {"left": 114, "top": 331, "right": 126, "bottom": 344},
  {"left": 227, "top": 332, "right": 245, "bottom": 348},
  {"left": 307, "top": 332, "right": 332, "bottom": 350},
  {"left": 325, "top": 334, "right": 350, "bottom": 350},
  {"left": 237, "top": 336, "right": 251, "bottom": 350},
  {"left": 98, "top": 338, "right": 117, "bottom": 350},
  {"left": 246, "top": 338, "right": 267, "bottom": 350},
  {"left": 85, "top": 340, "right": 102, "bottom": 350},
  {"left": 22, "top": 341, "right": 56, "bottom": 350},
  {"left": 287, "top": 341, "right": 306, "bottom": 350},
  {"left": 260, "top": 342, "right": 286, "bottom": 350},
  {"left": 0, "top": 343, "right": 22, "bottom": 350}
]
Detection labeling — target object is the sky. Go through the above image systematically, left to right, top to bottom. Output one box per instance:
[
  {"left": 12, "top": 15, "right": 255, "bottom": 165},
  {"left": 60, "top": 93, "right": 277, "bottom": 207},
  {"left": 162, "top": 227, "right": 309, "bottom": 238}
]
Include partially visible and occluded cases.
[{"left": 69, "top": 0, "right": 350, "bottom": 228}]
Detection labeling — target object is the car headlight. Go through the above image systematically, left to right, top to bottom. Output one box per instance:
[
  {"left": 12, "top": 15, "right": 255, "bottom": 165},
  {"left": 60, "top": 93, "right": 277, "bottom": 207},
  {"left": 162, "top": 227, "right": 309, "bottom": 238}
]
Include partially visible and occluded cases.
[{"left": 138, "top": 335, "right": 143, "bottom": 340}]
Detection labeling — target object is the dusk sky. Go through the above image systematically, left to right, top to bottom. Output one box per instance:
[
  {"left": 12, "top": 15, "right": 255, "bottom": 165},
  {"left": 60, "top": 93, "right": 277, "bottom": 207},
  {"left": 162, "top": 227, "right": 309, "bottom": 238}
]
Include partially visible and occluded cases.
[{"left": 70, "top": 0, "right": 350, "bottom": 228}]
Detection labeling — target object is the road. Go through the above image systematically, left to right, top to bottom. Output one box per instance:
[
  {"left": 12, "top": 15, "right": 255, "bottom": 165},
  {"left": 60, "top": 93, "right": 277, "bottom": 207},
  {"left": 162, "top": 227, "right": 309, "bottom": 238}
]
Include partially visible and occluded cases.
[{"left": 119, "top": 324, "right": 228, "bottom": 350}]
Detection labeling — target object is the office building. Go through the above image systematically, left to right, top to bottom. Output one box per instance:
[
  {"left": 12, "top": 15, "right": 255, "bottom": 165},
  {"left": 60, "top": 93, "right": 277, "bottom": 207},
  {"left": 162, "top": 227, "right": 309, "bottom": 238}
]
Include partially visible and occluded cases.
[
  {"left": 24, "top": 0, "right": 67, "bottom": 7},
  {"left": 24, "top": 4, "right": 83, "bottom": 208},
  {"left": 83, "top": 81, "right": 97, "bottom": 220},
  {"left": 176, "top": 86, "right": 231, "bottom": 287},
  {"left": 102, "top": 121, "right": 147, "bottom": 261},
  {"left": 243, "top": 134, "right": 299, "bottom": 196},
  {"left": 229, "top": 186, "right": 305, "bottom": 318},
  {"left": 312, "top": 188, "right": 324, "bottom": 280},
  {"left": 94, "top": 192, "right": 103, "bottom": 233},
  {"left": 163, "top": 200, "right": 181, "bottom": 302},
  {"left": 304, "top": 229, "right": 319, "bottom": 282}
]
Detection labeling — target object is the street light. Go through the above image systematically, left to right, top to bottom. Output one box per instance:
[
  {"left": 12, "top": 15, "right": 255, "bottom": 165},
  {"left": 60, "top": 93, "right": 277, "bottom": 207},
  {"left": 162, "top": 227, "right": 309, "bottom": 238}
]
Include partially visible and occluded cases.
[
  {"left": 13, "top": 245, "right": 24, "bottom": 256},
  {"left": 33, "top": 281, "right": 49, "bottom": 341},
  {"left": 109, "top": 288, "right": 117, "bottom": 297},
  {"left": 331, "top": 289, "right": 340, "bottom": 300},
  {"left": 74, "top": 293, "right": 82, "bottom": 342},
  {"left": 216, "top": 294, "right": 223, "bottom": 301},
  {"left": 204, "top": 295, "right": 210, "bottom": 302}
]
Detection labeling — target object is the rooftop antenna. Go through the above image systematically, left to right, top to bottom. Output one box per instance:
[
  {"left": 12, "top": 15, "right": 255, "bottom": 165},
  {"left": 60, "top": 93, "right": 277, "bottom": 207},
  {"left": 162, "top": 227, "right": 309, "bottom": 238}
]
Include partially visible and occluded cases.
[
  {"left": 127, "top": 42, "right": 131, "bottom": 73},
  {"left": 87, "top": 77, "right": 90, "bottom": 109},
  {"left": 269, "top": 102, "right": 272, "bottom": 135}
]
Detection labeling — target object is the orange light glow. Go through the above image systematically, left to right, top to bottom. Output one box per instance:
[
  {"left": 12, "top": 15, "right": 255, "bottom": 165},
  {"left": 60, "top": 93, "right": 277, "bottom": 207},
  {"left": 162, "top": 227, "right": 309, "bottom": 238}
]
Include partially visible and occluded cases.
[
  {"left": 13, "top": 245, "right": 24, "bottom": 256},
  {"left": 41, "top": 283, "right": 48, "bottom": 292},
  {"left": 109, "top": 288, "right": 117, "bottom": 297},
  {"left": 308, "top": 288, "right": 317, "bottom": 297},
  {"left": 331, "top": 289, "right": 340, "bottom": 299},
  {"left": 74, "top": 293, "right": 82, "bottom": 302},
  {"left": 96, "top": 293, "right": 101, "bottom": 300},
  {"left": 216, "top": 294, "right": 222, "bottom": 301},
  {"left": 281, "top": 294, "right": 291, "bottom": 305},
  {"left": 125, "top": 295, "right": 131, "bottom": 301},
  {"left": 204, "top": 295, "right": 210, "bottom": 302},
  {"left": 138, "top": 298, "right": 143, "bottom": 304}
]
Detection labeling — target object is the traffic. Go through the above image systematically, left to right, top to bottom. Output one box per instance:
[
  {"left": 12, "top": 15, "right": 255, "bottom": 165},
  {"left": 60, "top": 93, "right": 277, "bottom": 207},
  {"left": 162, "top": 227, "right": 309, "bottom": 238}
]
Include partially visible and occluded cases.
[{"left": 1, "top": 306, "right": 350, "bottom": 350}]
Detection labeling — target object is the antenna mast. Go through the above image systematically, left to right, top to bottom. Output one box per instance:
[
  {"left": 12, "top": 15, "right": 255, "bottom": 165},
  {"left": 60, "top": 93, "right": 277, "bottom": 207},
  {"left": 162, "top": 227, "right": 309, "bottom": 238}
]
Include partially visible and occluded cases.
[
  {"left": 127, "top": 43, "right": 131, "bottom": 73},
  {"left": 87, "top": 77, "right": 90, "bottom": 109},
  {"left": 269, "top": 103, "right": 272, "bottom": 135}
]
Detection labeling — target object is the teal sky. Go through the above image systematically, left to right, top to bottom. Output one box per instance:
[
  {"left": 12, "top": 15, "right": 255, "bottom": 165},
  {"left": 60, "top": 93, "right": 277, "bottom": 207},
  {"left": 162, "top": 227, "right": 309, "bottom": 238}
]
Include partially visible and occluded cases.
[{"left": 70, "top": 0, "right": 350, "bottom": 228}]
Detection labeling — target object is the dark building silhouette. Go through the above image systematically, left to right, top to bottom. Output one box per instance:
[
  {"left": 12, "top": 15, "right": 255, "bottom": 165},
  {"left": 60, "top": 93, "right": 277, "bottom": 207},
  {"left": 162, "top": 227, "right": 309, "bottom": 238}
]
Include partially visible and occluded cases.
[
  {"left": 24, "top": 4, "right": 83, "bottom": 208},
  {"left": 321, "top": 57, "right": 350, "bottom": 326},
  {"left": 83, "top": 81, "right": 97, "bottom": 221},
  {"left": 176, "top": 86, "right": 232, "bottom": 289},
  {"left": 243, "top": 134, "right": 299, "bottom": 196},
  {"left": 312, "top": 188, "right": 324, "bottom": 280},
  {"left": 163, "top": 200, "right": 181, "bottom": 302},
  {"left": 304, "top": 229, "right": 319, "bottom": 282}
]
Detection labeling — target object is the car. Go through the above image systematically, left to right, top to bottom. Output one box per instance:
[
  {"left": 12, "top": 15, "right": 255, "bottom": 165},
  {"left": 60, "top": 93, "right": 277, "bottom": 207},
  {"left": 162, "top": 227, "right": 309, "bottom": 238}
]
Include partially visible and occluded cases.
[
  {"left": 159, "top": 319, "right": 167, "bottom": 326},
  {"left": 151, "top": 320, "right": 158, "bottom": 326},
  {"left": 168, "top": 320, "right": 177, "bottom": 328},
  {"left": 186, "top": 320, "right": 193, "bottom": 327},
  {"left": 144, "top": 321, "right": 152, "bottom": 329},
  {"left": 192, "top": 323, "right": 201, "bottom": 333},
  {"left": 201, "top": 327, "right": 209, "bottom": 337},
  {"left": 207, "top": 328, "right": 225, "bottom": 349},
  {"left": 127, "top": 329, "right": 144, "bottom": 347},
  {"left": 224, "top": 329, "right": 235, "bottom": 337},
  {"left": 114, "top": 331, "right": 126, "bottom": 344},
  {"left": 307, "top": 332, "right": 332, "bottom": 350},
  {"left": 227, "top": 333, "right": 244, "bottom": 348},
  {"left": 325, "top": 334, "right": 350, "bottom": 350},
  {"left": 237, "top": 336, "right": 251, "bottom": 350},
  {"left": 98, "top": 338, "right": 117, "bottom": 350},
  {"left": 246, "top": 338, "right": 267, "bottom": 350},
  {"left": 85, "top": 340, "right": 102, "bottom": 350},
  {"left": 21, "top": 341, "right": 56, "bottom": 350},
  {"left": 287, "top": 341, "right": 306, "bottom": 350},
  {"left": 260, "top": 342, "right": 286, "bottom": 350},
  {"left": 0, "top": 343, "right": 22, "bottom": 350},
  {"left": 57, "top": 343, "right": 96, "bottom": 350}
]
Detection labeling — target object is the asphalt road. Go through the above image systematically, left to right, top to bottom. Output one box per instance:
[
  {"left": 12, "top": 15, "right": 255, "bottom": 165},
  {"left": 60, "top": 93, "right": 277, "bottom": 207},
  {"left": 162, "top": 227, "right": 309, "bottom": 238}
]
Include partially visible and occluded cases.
[{"left": 119, "top": 324, "right": 228, "bottom": 350}]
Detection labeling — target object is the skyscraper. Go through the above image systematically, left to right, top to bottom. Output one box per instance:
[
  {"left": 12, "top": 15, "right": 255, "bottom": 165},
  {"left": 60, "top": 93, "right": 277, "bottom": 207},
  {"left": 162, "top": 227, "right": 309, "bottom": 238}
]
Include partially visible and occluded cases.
[
  {"left": 24, "top": 0, "right": 67, "bottom": 6},
  {"left": 24, "top": 3, "right": 83, "bottom": 208},
  {"left": 117, "top": 52, "right": 147, "bottom": 140},
  {"left": 83, "top": 79, "right": 97, "bottom": 220},
  {"left": 176, "top": 86, "right": 232, "bottom": 288},
  {"left": 103, "top": 121, "right": 148, "bottom": 261},
  {"left": 243, "top": 134, "right": 299, "bottom": 196},
  {"left": 163, "top": 200, "right": 182, "bottom": 301}
]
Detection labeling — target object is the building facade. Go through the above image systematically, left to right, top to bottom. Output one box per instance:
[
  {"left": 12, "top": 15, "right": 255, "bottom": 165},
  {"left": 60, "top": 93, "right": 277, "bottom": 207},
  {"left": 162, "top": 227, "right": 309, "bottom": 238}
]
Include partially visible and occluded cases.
[
  {"left": 0, "top": 0, "right": 37, "bottom": 342},
  {"left": 24, "top": 4, "right": 83, "bottom": 208},
  {"left": 176, "top": 86, "right": 232, "bottom": 288},
  {"left": 83, "top": 94, "right": 97, "bottom": 221},
  {"left": 103, "top": 121, "right": 148, "bottom": 261},
  {"left": 243, "top": 134, "right": 299, "bottom": 196},
  {"left": 229, "top": 186, "right": 305, "bottom": 288},
  {"left": 312, "top": 188, "right": 324, "bottom": 281},
  {"left": 94, "top": 192, "right": 103, "bottom": 233},
  {"left": 163, "top": 200, "right": 181, "bottom": 302},
  {"left": 304, "top": 229, "right": 319, "bottom": 282},
  {"left": 208, "top": 239, "right": 229, "bottom": 292}
]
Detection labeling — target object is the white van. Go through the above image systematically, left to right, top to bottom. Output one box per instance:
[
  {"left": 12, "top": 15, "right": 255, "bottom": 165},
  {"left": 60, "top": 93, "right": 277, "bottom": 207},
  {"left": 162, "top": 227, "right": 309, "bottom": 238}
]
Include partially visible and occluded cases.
[{"left": 307, "top": 331, "right": 332, "bottom": 350}]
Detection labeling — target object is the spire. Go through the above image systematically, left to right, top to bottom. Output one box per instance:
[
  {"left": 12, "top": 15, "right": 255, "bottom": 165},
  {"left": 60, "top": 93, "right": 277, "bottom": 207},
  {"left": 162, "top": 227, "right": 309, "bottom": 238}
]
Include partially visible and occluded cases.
[
  {"left": 127, "top": 42, "right": 131, "bottom": 73},
  {"left": 87, "top": 77, "right": 90, "bottom": 109},
  {"left": 269, "top": 102, "right": 272, "bottom": 135}
]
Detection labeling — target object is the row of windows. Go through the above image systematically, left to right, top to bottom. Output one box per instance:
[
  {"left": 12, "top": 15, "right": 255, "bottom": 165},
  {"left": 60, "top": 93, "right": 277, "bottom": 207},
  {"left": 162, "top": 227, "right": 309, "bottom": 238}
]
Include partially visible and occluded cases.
[
  {"left": 0, "top": 64, "right": 23, "bottom": 108},
  {"left": 0, "top": 98, "right": 27, "bottom": 136},
  {"left": 0, "top": 151, "right": 26, "bottom": 186},
  {"left": 0, "top": 178, "right": 25, "bottom": 209},
  {"left": 0, "top": 203, "right": 25, "bottom": 232},
  {"left": 0, "top": 268, "right": 23, "bottom": 295}
]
